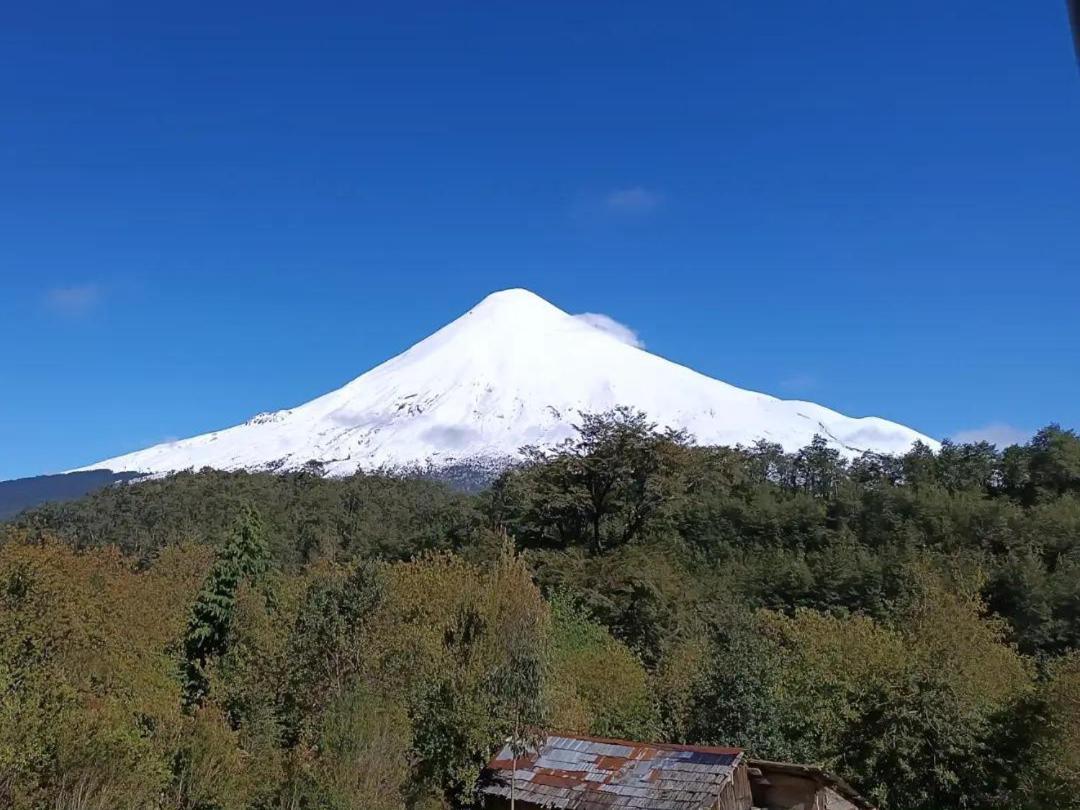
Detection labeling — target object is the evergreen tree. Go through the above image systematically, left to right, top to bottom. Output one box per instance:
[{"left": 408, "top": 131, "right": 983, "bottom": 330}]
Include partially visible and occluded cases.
[{"left": 183, "top": 505, "right": 269, "bottom": 707}]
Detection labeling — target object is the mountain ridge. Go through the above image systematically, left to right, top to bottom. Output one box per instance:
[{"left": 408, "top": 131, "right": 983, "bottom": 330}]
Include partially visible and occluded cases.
[{"left": 74, "top": 288, "right": 937, "bottom": 476}]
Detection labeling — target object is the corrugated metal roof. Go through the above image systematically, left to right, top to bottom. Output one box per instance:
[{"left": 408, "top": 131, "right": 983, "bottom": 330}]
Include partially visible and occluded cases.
[{"left": 479, "top": 733, "right": 743, "bottom": 810}]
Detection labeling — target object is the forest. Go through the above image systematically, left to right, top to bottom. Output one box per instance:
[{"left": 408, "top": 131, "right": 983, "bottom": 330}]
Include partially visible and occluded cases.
[{"left": 4, "top": 409, "right": 1080, "bottom": 810}]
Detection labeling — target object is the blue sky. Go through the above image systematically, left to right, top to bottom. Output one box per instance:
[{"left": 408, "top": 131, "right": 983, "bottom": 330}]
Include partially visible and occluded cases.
[{"left": 2, "top": 1, "right": 1078, "bottom": 480}]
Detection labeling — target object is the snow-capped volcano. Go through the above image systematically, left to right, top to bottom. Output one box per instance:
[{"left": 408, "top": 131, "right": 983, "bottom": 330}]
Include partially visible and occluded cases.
[{"left": 76, "top": 289, "right": 936, "bottom": 477}]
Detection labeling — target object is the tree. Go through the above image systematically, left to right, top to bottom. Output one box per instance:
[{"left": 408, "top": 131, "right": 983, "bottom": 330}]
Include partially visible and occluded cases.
[
  {"left": 494, "top": 407, "right": 691, "bottom": 553},
  {"left": 8, "top": 415, "right": 1080, "bottom": 809},
  {"left": 1028, "top": 425, "right": 1080, "bottom": 498},
  {"left": 793, "top": 435, "right": 846, "bottom": 499},
  {"left": 936, "top": 439, "right": 999, "bottom": 493},
  {"left": 902, "top": 441, "right": 939, "bottom": 489},
  {"left": 183, "top": 505, "right": 270, "bottom": 707},
  {"left": 0, "top": 538, "right": 209, "bottom": 810},
  {"left": 485, "top": 542, "right": 551, "bottom": 810},
  {"left": 282, "top": 561, "right": 385, "bottom": 741},
  {"left": 548, "top": 593, "right": 658, "bottom": 740},
  {"left": 676, "top": 609, "right": 790, "bottom": 758},
  {"left": 1021, "top": 652, "right": 1080, "bottom": 809},
  {"left": 302, "top": 685, "right": 412, "bottom": 810}
]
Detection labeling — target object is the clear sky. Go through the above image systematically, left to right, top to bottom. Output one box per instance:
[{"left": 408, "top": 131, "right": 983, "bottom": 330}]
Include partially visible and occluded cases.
[{"left": 2, "top": 1, "right": 1078, "bottom": 480}]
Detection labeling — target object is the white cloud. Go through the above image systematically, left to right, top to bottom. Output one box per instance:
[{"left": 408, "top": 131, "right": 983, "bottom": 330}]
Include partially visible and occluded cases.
[
  {"left": 603, "top": 187, "right": 663, "bottom": 214},
  {"left": 44, "top": 284, "right": 102, "bottom": 316},
  {"left": 573, "top": 312, "right": 645, "bottom": 348},
  {"left": 779, "top": 373, "right": 818, "bottom": 393},
  {"left": 951, "top": 423, "right": 1031, "bottom": 447}
]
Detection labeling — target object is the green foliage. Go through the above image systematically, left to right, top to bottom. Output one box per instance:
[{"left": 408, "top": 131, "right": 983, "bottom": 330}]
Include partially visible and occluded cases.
[
  {"left": 493, "top": 407, "right": 692, "bottom": 553},
  {"left": 4, "top": 413, "right": 1080, "bottom": 810},
  {"left": 1026, "top": 425, "right": 1080, "bottom": 499},
  {"left": 10, "top": 468, "right": 486, "bottom": 564},
  {"left": 183, "top": 506, "right": 270, "bottom": 707},
  {"left": 0, "top": 538, "right": 208, "bottom": 809},
  {"left": 485, "top": 542, "right": 552, "bottom": 763},
  {"left": 389, "top": 548, "right": 552, "bottom": 805},
  {"left": 281, "top": 561, "right": 386, "bottom": 742},
  {"left": 681, "top": 573, "right": 1034, "bottom": 810},
  {"left": 549, "top": 594, "right": 659, "bottom": 740},
  {"left": 671, "top": 609, "right": 789, "bottom": 757},
  {"left": 1020, "top": 652, "right": 1080, "bottom": 809},
  {"left": 300, "top": 685, "right": 412, "bottom": 810},
  {"left": 170, "top": 705, "right": 256, "bottom": 810}
]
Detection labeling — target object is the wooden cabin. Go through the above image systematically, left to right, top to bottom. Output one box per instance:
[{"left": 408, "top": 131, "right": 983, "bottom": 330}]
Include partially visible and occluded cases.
[
  {"left": 477, "top": 732, "right": 873, "bottom": 810},
  {"left": 747, "top": 759, "right": 874, "bottom": 810}
]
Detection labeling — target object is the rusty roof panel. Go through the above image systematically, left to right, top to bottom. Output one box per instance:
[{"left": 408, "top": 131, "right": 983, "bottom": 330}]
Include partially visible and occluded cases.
[{"left": 479, "top": 732, "right": 744, "bottom": 810}]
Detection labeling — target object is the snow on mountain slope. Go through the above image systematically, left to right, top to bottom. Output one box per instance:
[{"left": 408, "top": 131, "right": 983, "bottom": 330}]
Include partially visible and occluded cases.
[{"left": 75, "top": 289, "right": 937, "bottom": 476}]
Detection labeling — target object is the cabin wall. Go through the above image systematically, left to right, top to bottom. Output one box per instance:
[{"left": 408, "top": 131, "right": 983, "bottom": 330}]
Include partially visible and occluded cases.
[
  {"left": 717, "top": 760, "right": 754, "bottom": 810},
  {"left": 823, "top": 787, "right": 860, "bottom": 810}
]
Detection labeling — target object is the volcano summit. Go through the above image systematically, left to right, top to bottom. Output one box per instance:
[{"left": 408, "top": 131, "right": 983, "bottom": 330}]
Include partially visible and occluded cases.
[{"left": 77, "top": 289, "right": 936, "bottom": 476}]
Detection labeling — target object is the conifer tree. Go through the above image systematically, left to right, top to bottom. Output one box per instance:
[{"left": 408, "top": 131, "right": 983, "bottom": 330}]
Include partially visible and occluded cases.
[{"left": 183, "top": 505, "right": 269, "bottom": 707}]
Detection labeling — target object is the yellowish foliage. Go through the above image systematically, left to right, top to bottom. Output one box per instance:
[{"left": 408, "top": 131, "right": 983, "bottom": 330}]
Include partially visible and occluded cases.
[
  {"left": 0, "top": 538, "right": 212, "bottom": 809},
  {"left": 904, "top": 568, "right": 1033, "bottom": 709},
  {"left": 549, "top": 598, "right": 658, "bottom": 739},
  {"left": 653, "top": 634, "right": 710, "bottom": 742},
  {"left": 1025, "top": 653, "right": 1080, "bottom": 805}
]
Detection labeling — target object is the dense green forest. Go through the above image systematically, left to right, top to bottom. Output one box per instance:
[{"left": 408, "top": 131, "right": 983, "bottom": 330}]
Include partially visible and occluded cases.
[{"left": 4, "top": 409, "right": 1080, "bottom": 810}]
